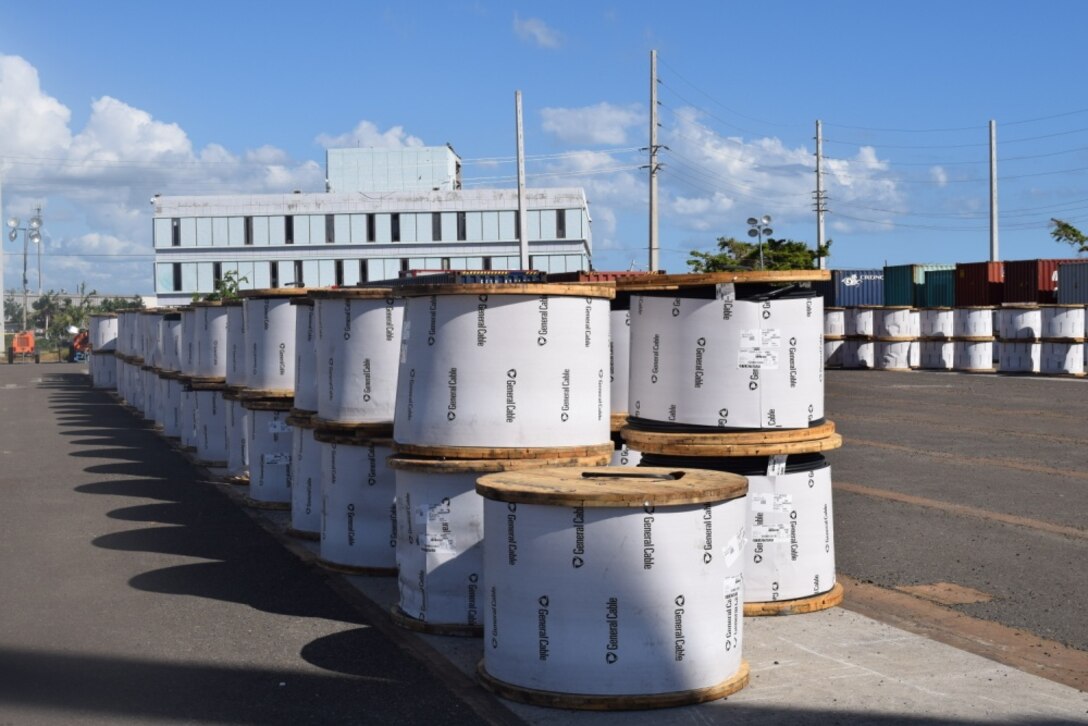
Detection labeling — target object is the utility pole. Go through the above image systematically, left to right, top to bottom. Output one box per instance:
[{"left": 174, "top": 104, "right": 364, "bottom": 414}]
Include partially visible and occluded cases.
[
  {"left": 648, "top": 49, "right": 660, "bottom": 273},
  {"left": 515, "top": 91, "right": 530, "bottom": 270},
  {"left": 814, "top": 120, "right": 827, "bottom": 270},
  {"left": 989, "top": 120, "right": 999, "bottom": 262},
  {"left": 0, "top": 169, "right": 5, "bottom": 348}
]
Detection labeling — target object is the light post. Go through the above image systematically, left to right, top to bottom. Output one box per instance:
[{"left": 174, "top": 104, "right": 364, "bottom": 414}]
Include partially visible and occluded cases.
[
  {"left": 7, "top": 207, "right": 43, "bottom": 331},
  {"left": 746, "top": 215, "right": 773, "bottom": 270}
]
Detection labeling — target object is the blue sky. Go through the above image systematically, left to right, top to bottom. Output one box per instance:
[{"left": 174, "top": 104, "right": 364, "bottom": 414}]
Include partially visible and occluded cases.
[{"left": 1, "top": 0, "right": 1087, "bottom": 296}]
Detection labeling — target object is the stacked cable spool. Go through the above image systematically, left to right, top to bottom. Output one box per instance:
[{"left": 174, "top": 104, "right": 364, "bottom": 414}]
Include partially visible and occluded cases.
[
  {"left": 619, "top": 270, "right": 844, "bottom": 617},
  {"left": 388, "top": 282, "right": 614, "bottom": 636},
  {"left": 608, "top": 283, "right": 641, "bottom": 466},
  {"left": 238, "top": 288, "right": 307, "bottom": 510},
  {"left": 306, "top": 288, "right": 404, "bottom": 573},
  {"left": 285, "top": 295, "right": 321, "bottom": 539},
  {"left": 221, "top": 299, "right": 250, "bottom": 484},
  {"left": 187, "top": 301, "right": 231, "bottom": 468},
  {"left": 997, "top": 304, "right": 1042, "bottom": 374},
  {"left": 1039, "top": 304, "right": 1086, "bottom": 377},
  {"left": 841, "top": 305, "right": 876, "bottom": 369},
  {"left": 176, "top": 306, "right": 201, "bottom": 454},
  {"left": 873, "top": 306, "right": 917, "bottom": 371},
  {"left": 952, "top": 306, "right": 996, "bottom": 373},
  {"left": 822, "top": 307, "right": 845, "bottom": 368},
  {"left": 918, "top": 308, "right": 954, "bottom": 370},
  {"left": 139, "top": 309, "right": 168, "bottom": 430},
  {"left": 112, "top": 310, "right": 137, "bottom": 411},
  {"left": 156, "top": 310, "right": 185, "bottom": 440},
  {"left": 87, "top": 312, "right": 118, "bottom": 390},
  {"left": 474, "top": 466, "right": 750, "bottom": 709}
]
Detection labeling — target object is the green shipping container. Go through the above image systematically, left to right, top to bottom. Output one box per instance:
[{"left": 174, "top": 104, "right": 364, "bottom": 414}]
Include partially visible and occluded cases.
[
  {"left": 883, "top": 264, "right": 956, "bottom": 306},
  {"left": 919, "top": 268, "right": 955, "bottom": 307}
]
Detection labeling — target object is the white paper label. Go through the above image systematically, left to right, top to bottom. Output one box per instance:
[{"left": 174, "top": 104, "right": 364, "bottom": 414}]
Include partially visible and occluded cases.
[
  {"left": 715, "top": 283, "right": 736, "bottom": 302},
  {"left": 402, "top": 320, "right": 411, "bottom": 341},
  {"left": 738, "top": 328, "right": 781, "bottom": 370},
  {"left": 268, "top": 420, "right": 289, "bottom": 434},
  {"left": 263, "top": 452, "right": 290, "bottom": 466},
  {"left": 766, "top": 455, "right": 788, "bottom": 476},
  {"left": 751, "top": 492, "right": 792, "bottom": 512},
  {"left": 751, "top": 523, "right": 789, "bottom": 543},
  {"left": 721, "top": 527, "right": 746, "bottom": 567},
  {"left": 422, "top": 531, "right": 456, "bottom": 554},
  {"left": 723, "top": 575, "right": 743, "bottom": 597}
]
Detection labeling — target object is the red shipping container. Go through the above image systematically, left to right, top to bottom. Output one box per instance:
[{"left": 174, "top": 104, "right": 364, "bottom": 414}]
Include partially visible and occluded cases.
[
  {"left": 1003, "top": 259, "right": 1088, "bottom": 304},
  {"left": 954, "top": 262, "right": 1004, "bottom": 306}
]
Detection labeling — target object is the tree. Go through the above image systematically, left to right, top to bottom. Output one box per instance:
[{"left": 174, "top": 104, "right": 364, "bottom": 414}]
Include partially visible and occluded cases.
[
  {"left": 1051, "top": 218, "right": 1087, "bottom": 254},
  {"left": 688, "top": 236, "right": 831, "bottom": 272},
  {"left": 198, "top": 270, "right": 248, "bottom": 302},
  {"left": 4, "top": 293, "right": 25, "bottom": 330},
  {"left": 95, "top": 296, "right": 145, "bottom": 313}
]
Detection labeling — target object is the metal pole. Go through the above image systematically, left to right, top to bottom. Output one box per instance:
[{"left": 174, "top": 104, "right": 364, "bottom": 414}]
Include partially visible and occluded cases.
[
  {"left": 648, "top": 49, "right": 659, "bottom": 272},
  {"left": 515, "top": 91, "right": 530, "bottom": 270},
  {"left": 815, "top": 119, "right": 826, "bottom": 270},
  {"left": 989, "top": 120, "right": 999, "bottom": 262},
  {"left": 0, "top": 169, "right": 5, "bottom": 348},
  {"left": 22, "top": 229, "right": 28, "bottom": 331},
  {"left": 758, "top": 229, "right": 765, "bottom": 270}
]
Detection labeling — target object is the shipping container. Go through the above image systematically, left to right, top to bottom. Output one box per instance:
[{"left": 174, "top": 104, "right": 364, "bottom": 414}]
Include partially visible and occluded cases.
[
  {"left": 1003, "top": 259, "right": 1088, "bottom": 304},
  {"left": 954, "top": 261, "right": 1004, "bottom": 306},
  {"left": 1057, "top": 261, "right": 1088, "bottom": 304},
  {"left": 883, "top": 264, "right": 955, "bottom": 306},
  {"left": 832, "top": 269, "right": 884, "bottom": 306},
  {"left": 920, "top": 269, "right": 955, "bottom": 307}
]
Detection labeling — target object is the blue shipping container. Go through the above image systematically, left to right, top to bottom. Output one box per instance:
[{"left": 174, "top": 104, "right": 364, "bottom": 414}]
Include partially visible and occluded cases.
[{"left": 832, "top": 269, "right": 884, "bottom": 306}]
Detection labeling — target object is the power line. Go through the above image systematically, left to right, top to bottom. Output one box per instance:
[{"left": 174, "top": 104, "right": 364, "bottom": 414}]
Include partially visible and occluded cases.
[{"left": 656, "top": 56, "right": 799, "bottom": 131}]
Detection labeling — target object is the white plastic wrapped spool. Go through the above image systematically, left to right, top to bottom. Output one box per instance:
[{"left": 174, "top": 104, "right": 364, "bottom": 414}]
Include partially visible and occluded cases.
[
  {"left": 394, "top": 284, "right": 613, "bottom": 454},
  {"left": 241, "top": 288, "right": 307, "bottom": 395},
  {"left": 313, "top": 289, "right": 403, "bottom": 425},
  {"left": 629, "top": 291, "right": 823, "bottom": 430},
  {"left": 291, "top": 298, "right": 319, "bottom": 415},
  {"left": 224, "top": 300, "right": 247, "bottom": 389},
  {"left": 192, "top": 302, "right": 229, "bottom": 380},
  {"left": 1040, "top": 305, "right": 1086, "bottom": 340},
  {"left": 610, "top": 306, "right": 632, "bottom": 417},
  {"left": 844, "top": 306, "right": 875, "bottom": 337},
  {"left": 999, "top": 306, "right": 1042, "bottom": 340},
  {"left": 180, "top": 307, "right": 198, "bottom": 377},
  {"left": 875, "top": 307, "right": 914, "bottom": 338},
  {"left": 953, "top": 307, "right": 995, "bottom": 338},
  {"left": 823, "top": 308, "right": 845, "bottom": 337},
  {"left": 920, "top": 308, "right": 954, "bottom": 339},
  {"left": 139, "top": 311, "right": 164, "bottom": 370},
  {"left": 89, "top": 313, "right": 118, "bottom": 352},
  {"left": 160, "top": 314, "right": 182, "bottom": 373},
  {"left": 823, "top": 338, "right": 844, "bottom": 368},
  {"left": 841, "top": 338, "right": 874, "bottom": 369},
  {"left": 909, "top": 339, "right": 921, "bottom": 369},
  {"left": 920, "top": 340, "right": 954, "bottom": 370},
  {"left": 874, "top": 341, "right": 912, "bottom": 370},
  {"left": 953, "top": 341, "right": 994, "bottom": 372},
  {"left": 997, "top": 341, "right": 1041, "bottom": 373},
  {"left": 1041, "top": 342, "right": 1085, "bottom": 376},
  {"left": 90, "top": 352, "right": 117, "bottom": 389},
  {"left": 139, "top": 367, "right": 155, "bottom": 418},
  {"left": 152, "top": 375, "right": 170, "bottom": 429},
  {"left": 161, "top": 376, "right": 183, "bottom": 438},
  {"left": 180, "top": 386, "right": 198, "bottom": 449},
  {"left": 193, "top": 387, "right": 229, "bottom": 466},
  {"left": 223, "top": 393, "right": 249, "bottom": 481},
  {"left": 243, "top": 400, "right": 294, "bottom": 508},
  {"left": 287, "top": 414, "right": 321, "bottom": 538},
  {"left": 316, "top": 431, "right": 397, "bottom": 574},
  {"left": 609, "top": 435, "right": 642, "bottom": 467},
  {"left": 389, "top": 452, "right": 611, "bottom": 636},
  {"left": 476, "top": 467, "right": 749, "bottom": 709}
]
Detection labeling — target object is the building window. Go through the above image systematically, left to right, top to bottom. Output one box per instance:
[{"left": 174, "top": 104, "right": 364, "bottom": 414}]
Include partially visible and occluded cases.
[
  {"left": 556, "top": 210, "right": 566, "bottom": 239},
  {"left": 513, "top": 211, "right": 520, "bottom": 237},
  {"left": 432, "top": 212, "right": 442, "bottom": 242},
  {"left": 456, "top": 212, "right": 467, "bottom": 241},
  {"left": 325, "top": 214, "right": 335, "bottom": 244},
  {"left": 366, "top": 214, "right": 376, "bottom": 243},
  {"left": 391, "top": 214, "right": 401, "bottom": 243},
  {"left": 285, "top": 216, "right": 294, "bottom": 245},
  {"left": 244, "top": 217, "right": 254, "bottom": 246},
  {"left": 171, "top": 219, "right": 181, "bottom": 247},
  {"left": 441, "top": 257, "right": 451, "bottom": 270},
  {"left": 483, "top": 257, "right": 492, "bottom": 271},
  {"left": 400, "top": 258, "right": 409, "bottom": 272},
  {"left": 334, "top": 259, "right": 345, "bottom": 287},
  {"left": 294, "top": 260, "right": 304, "bottom": 286},
  {"left": 359, "top": 260, "right": 368, "bottom": 282},
  {"left": 270, "top": 261, "right": 279, "bottom": 288},
  {"left": 212, "top": 262, "right": 222, "bottom": 285},
  {"left": 172, "top": 263, "right": 182, "bottom": 291}
]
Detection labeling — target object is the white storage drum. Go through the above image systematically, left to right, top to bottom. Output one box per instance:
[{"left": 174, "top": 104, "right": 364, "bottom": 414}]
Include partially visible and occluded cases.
[
  {"left": 394, "top": 284, "right": 613, "bottom": 455},
  {"left": 629, "top": 286, "right": 823, "bottom": 430},
  {"left": 241, "top": 288, "right": 307, "bottom": 396},
  {"left": 312, "top": 289, "right": 403, "bottom": 426},
  {"left": 291, "top": 298, "right": 319, "bottom": 416},
  {"left": 224, "top": 300, "right": 247, "bottom": 390},
  {"left": 192, "top": 301, "right": 229, "bottom": 381},
  {"left": 610, "top": 301, "right": 633, "bottom": 424},
  {"left": 999, "top": 305, "right": 1042, "bottom": 340},
  {"left": 845, "top": 306, "right": 875, "bottom": 337},
  {"left": 180, "top": 307, "right": 198, "bottom": 377},
  {"left": 823, "top": 307, "right": 845, "bottom": 338},
  {"left": 875, "top": 307, "right": 913, "bottom": 338},
  {"left": 953, "top": 307, "right": 994, "bottom": 338},
  {"left": 920, "top": 308, "right": 954, "bottom": 339},
  {"left": 89, "top": 313, "right": 118, "bottom": 352},
  {"left": 823, "top": 338, "right": 844, "bottom": 368},
  {"left": 841, "top": 338, "right": 874, "bottom": 369},
  {"left": 874, "top": 340, "right": 912, "bottom": 371},
  {"left": 920, "top": 340, "right": 954, "bottom": 370},
  {"left": 953, "top": 341, "right": 995, "bottom": 372},
  {"left": 997, "top": 341, "right": 1041, "bottom": 374},
  {"left": 1041, "top": 342, "right": 1085, "bottom": 376},
  {"left": 90, "top": 351, "right": 117, "bottom": 390},
  {"left": 192, "top": 383, "right": 229, "bottom": 467},
  {"left": 222, "top": 390, "right": 249, "bottom": 484},
  {"left": 243, "top": 399, "right": 294, "bottom": 509},
  {"left": 286, "top": 414, "right": 321, "bottom": 538},
  {"left": 316, "top": 430, "right": 397, "bottom": 575},
  {"left": 609, "top": 433, "right": 642, "bottom": 467},
  {"left": 389, "top": 451, "right": 611, "bottom": 636},
  {"left": 476, "top": 467, "right": 750, "bottom": 710}
]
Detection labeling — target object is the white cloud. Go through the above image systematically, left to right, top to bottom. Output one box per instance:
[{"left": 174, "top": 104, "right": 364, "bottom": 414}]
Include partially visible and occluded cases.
[
  {"left": 513, "top": 14, "right": 561, "bottom": 49},
  {"left": 0, "top": 55, "right": 72, "bottom": 157},
  {"left": 541, "top": 103, "right": 644, "bottom": 145},
  {"left": 316, "top": 120, "right": 424, "bottom": 150},
  {"left": 931, "top": 165, "right": 948, "bottom": 187}
]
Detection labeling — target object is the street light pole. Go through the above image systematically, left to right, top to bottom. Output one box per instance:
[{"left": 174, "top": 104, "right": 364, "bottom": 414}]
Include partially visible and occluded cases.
[
  {"left": 7, "top": 206, "right": 43, "bottom": 332},
  {"left": 746, "top": 215, "right": 773, "bottom": 270}
]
